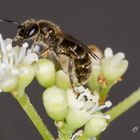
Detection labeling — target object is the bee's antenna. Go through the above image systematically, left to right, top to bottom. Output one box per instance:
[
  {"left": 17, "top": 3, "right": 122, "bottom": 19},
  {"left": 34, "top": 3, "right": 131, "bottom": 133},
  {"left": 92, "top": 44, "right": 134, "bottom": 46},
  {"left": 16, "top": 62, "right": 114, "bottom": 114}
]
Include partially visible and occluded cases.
[{"left": 0, "top": 19, "right": 20, "bottom": 26}]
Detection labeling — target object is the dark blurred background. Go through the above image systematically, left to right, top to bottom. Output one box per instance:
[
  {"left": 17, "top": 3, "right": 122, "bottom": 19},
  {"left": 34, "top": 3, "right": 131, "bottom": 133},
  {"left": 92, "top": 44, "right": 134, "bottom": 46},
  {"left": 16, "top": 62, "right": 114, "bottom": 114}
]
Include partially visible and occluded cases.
[{"left": 0, "top": 0, "right": 140, "bottom": 140}]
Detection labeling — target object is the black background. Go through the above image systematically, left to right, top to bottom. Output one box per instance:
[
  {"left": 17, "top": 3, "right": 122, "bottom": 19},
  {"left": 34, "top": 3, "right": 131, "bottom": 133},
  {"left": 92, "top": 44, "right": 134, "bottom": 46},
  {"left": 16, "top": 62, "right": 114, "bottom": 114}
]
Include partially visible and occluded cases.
[{"left": 0, "top": 0, "right": 140, "bottom": 140}]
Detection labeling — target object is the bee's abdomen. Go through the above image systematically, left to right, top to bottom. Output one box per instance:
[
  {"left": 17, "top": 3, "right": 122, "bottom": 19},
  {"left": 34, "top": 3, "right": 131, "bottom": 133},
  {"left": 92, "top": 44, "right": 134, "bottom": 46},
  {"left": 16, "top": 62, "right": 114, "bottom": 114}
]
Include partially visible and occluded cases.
[
  {"left": 56, "top": 35, "right": 92, "bottom": 86},
  {"left": 74, "top": 53, "right": 92, "bottom": 85}
]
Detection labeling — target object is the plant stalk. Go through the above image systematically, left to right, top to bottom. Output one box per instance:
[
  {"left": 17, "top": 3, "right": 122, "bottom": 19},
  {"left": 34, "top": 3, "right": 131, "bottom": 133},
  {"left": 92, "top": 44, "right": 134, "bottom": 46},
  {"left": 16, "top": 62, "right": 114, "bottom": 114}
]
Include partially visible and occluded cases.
[
  {"left": 106, "top": 88, "right": 140, "bottom": 123},
  {"left": 12, "top": 90, "right": 54, "bottom": 140}
]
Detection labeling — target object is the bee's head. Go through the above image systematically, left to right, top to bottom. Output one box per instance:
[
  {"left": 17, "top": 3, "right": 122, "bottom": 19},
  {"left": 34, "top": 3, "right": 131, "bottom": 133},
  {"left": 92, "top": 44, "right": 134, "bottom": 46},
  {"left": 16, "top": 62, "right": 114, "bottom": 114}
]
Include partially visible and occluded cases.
[{"left": 15, "top": 19, "right": 39, "bottom": 43}]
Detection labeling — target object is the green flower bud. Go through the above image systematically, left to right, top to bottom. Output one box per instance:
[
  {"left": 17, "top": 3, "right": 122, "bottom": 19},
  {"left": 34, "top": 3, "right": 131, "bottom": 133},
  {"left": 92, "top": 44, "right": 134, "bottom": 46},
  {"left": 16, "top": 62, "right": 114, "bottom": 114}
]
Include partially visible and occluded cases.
[
  {"left": 102, "top": 48, "right": 128, "bottom": 82},
  {"left": 36, "top": 59, "right": 55, "bottom": 88},
  {"left": 18, "top": 65, "right": 35, "bottom": 88},
  {"left": 55, "top": 70, "right": 70, "bottom": 90},
  {"left": 0, "top": 77, "right": 18, "bottom": 92},
  {"left": 43, "top": 86, "right": 67, "bottom": 121},
  {"left": 66, "top": 109, "right": 89, "bottom": 130},
  {"left": 84, "top": 112, "right": 107, "bottom": 137}
]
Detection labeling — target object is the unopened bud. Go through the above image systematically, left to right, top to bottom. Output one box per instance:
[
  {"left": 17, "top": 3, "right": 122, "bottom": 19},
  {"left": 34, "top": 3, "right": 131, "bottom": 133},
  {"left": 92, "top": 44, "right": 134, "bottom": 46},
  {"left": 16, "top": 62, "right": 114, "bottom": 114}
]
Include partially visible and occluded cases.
[{"left": 43, "top": 86, "right": 67, "bottom": 121}]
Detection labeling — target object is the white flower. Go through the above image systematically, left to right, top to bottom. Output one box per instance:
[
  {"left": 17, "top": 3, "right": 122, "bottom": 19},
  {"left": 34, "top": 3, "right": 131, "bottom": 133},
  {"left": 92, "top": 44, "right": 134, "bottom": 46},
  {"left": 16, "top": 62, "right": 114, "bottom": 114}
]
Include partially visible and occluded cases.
[
  {"left": 0, "top": 34, "right": 38, "bottom": 92},
  {"left": 101, "top": 47, "right": 128, "bottom": 82},
  {"left": 66, "top": 86, "right": 111, "bottom": 130}
]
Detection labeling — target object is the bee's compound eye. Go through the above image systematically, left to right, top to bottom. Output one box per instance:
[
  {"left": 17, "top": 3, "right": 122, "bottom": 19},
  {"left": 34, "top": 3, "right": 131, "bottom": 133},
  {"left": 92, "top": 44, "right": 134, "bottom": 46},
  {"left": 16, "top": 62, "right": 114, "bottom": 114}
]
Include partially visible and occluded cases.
[{"left": 27, "top": 27, "right": 37, "bottom": 37}]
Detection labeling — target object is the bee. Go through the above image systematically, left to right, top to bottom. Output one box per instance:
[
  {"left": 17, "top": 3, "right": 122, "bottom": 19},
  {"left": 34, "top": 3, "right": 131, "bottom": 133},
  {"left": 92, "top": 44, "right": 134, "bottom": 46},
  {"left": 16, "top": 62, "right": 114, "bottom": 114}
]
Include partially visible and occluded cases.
[{"left": 0, "top": 19, "right": 100, "bottom": 90}]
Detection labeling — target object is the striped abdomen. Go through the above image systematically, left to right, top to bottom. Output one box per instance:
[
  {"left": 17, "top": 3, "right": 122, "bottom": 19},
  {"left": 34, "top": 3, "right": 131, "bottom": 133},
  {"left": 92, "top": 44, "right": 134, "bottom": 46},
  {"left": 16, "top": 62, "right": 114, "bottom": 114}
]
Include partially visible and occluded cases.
[
  {"left": 49, "top": 33, "right": 93, "bottom": 87},
  {"left": 73, "top": 47, "right": 92, "bottom": 85}
]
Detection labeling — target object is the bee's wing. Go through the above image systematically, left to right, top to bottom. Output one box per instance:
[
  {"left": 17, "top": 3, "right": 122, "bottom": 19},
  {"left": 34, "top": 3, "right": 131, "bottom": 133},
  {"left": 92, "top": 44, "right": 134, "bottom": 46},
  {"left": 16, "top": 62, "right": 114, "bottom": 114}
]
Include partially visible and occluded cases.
[{"left": 62, "top": 33, "right": 100, "bottom": 60}]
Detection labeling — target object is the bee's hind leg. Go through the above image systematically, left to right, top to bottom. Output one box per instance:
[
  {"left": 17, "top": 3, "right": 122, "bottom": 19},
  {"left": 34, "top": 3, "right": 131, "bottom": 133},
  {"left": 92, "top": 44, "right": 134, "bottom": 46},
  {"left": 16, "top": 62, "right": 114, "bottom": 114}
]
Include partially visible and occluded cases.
[
  {"left": 68, "top": 59, "right": 84, "bottom": 94},
  {"left": 68, "top": 59, "right": 75, "bottom": 91}
]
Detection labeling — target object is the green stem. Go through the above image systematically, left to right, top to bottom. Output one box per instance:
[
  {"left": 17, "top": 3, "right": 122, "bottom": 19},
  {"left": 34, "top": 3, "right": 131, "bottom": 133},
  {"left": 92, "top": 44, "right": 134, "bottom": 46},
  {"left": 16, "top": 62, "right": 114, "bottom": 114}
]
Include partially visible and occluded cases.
[
  {"left": 100, "top": 81, "right": 116, "bottom": 101},
  {"left": 100, "top": 84, "right": 112, "bottom": 100},
  {"left": 100, "top": 86, "right": 110, "bottom": 100},
  {"left": 106, "top": 88, "right": 140, "bottom": 123},
  {"left": 12, "top": 91, "right": 54, "bottom": 140},
  {"left": 57, "top": 122, "right": 73, "bottom": 140},
  {"left": 58, "top": 130, "right": 70, "bottom": 140},
  {"left": 77, "top": 134, "right": 89, "bottom": 140},
  {"left": 96, "top": 135, "right": 101, "bottom": 140}
]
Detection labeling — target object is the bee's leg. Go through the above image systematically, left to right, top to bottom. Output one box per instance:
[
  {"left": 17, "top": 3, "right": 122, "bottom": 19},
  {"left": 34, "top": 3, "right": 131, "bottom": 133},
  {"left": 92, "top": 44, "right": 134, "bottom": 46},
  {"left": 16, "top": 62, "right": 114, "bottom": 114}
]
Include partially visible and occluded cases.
[
  {"left": 39, "top": 47, "right": 50, "bottom": 58},
  {"left": 68, "top": 59, "right": 78, "bottom": 93},
  {"left": 68, "top": 59, "right": 74, "bottom": 88}
]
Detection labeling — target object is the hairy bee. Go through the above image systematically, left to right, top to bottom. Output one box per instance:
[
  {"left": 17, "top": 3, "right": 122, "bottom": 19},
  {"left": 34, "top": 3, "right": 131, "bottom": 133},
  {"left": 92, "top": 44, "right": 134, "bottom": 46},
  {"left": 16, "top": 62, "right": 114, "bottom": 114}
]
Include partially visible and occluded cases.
[{"left": 0, "top": 19, "right": 99, "bottom": 89}]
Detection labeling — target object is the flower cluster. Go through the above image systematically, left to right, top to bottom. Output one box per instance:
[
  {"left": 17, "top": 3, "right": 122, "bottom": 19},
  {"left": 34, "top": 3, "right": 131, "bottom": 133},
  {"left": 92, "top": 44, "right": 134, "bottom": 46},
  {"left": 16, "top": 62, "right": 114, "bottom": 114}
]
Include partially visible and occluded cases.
[
  {"left": 0, "top": 34, "right": 38, "bottom": 92},
  {"left": 0, "top": 34, "right": 129, "bottom": 140},
  {"left": 40, "top": 45, "right": 128, "bottom": 139},
  {"left": 88, "top": 45, "right": 128, "bottom": 101},
  {"left": 43, "top": 85, "right": 111, "bottom": 139}
]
